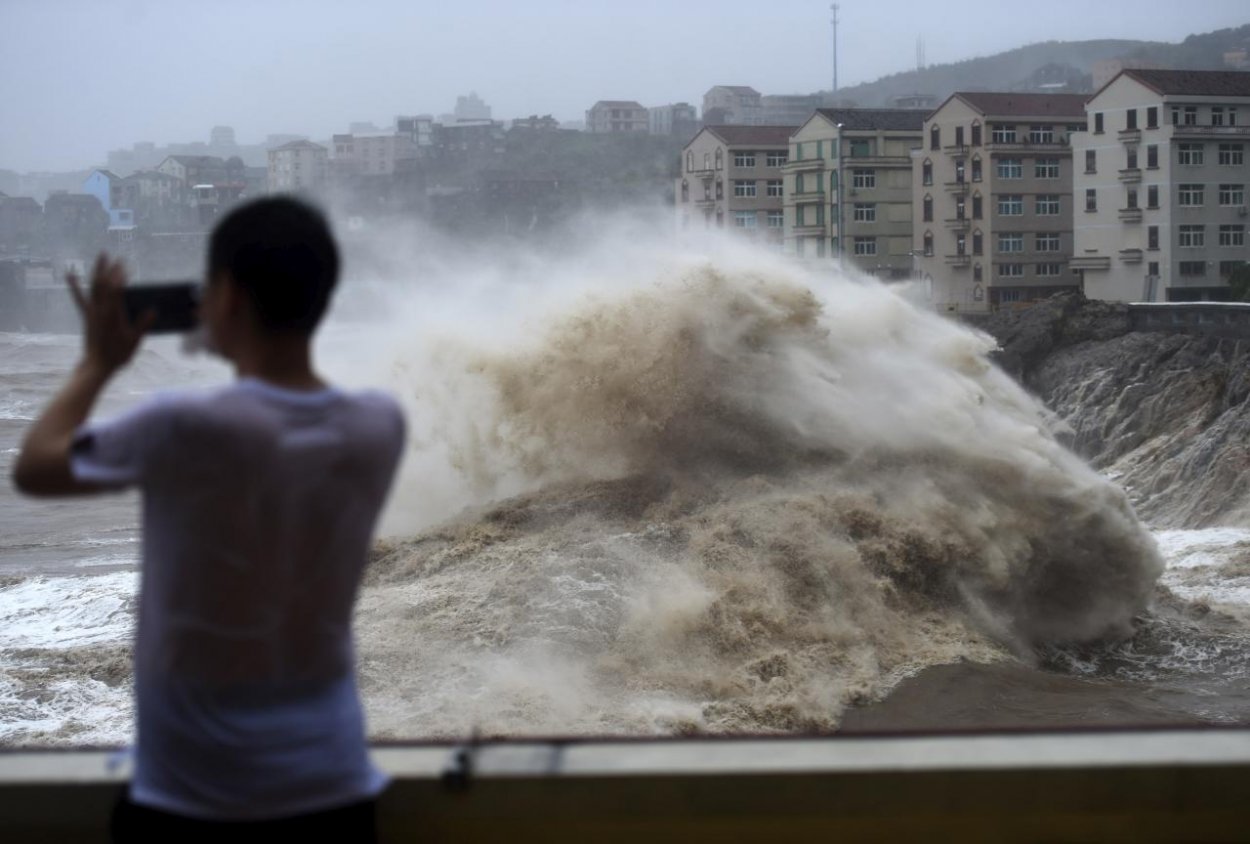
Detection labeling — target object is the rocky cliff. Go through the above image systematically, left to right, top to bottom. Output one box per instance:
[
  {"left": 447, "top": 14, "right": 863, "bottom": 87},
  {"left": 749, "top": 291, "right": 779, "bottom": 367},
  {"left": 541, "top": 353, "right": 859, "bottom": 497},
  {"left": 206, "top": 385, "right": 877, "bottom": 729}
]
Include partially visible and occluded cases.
[{"left": 980, "top": 294, "right": 1250, "bottom": 528}]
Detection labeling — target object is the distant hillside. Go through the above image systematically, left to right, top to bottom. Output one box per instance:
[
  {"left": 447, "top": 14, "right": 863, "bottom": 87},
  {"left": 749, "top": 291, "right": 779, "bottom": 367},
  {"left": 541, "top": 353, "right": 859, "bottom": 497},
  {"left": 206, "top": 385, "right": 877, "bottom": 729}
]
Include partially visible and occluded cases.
[{"left": 824, "top": 24, "right": 1250, "bottom": 107}]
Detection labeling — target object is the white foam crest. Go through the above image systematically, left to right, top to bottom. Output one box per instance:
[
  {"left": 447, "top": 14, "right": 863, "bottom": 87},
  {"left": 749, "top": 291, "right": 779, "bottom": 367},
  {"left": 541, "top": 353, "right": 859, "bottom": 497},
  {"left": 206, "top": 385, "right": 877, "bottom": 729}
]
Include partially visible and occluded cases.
[{"left": 0, "top": 573, "right": 137, "bottom": 649}]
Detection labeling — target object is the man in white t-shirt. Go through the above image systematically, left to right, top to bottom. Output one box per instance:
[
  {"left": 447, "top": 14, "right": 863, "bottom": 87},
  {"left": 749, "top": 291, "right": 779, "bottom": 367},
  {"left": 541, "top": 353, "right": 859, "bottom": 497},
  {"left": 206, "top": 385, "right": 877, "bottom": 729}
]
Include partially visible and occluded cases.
[{"left": 13, "top": 197, "right": 404, "bottom": 841}]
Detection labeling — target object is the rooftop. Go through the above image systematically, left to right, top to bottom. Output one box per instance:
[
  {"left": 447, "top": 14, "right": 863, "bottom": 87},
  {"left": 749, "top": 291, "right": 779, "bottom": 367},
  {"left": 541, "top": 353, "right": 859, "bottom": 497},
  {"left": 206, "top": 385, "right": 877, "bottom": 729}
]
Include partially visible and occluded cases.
[
  {"left": 1120, "top": 69, "right": 1250, "bottom": 98},
  {"left": 948, "top": 92, "right": 1089, "bottom": 119},
  {"left": 591, "top": 101, "right": 646, "bottom": 110},
  {"left": 812, "top": 108, "right": 927, "bottom": 132},
  {"left": 702, "top": 125, "right": 800, "bottom": 146},
  {"left": 272, "top": 140, "right": 327, "bottom": 152}
]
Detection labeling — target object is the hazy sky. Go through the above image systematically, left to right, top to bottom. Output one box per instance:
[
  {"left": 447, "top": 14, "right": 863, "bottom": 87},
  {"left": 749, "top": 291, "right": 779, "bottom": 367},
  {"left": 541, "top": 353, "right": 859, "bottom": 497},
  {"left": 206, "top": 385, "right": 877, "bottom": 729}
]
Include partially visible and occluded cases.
[{"left": 3, "top": 0, "right": 1248, "bottom": 172}]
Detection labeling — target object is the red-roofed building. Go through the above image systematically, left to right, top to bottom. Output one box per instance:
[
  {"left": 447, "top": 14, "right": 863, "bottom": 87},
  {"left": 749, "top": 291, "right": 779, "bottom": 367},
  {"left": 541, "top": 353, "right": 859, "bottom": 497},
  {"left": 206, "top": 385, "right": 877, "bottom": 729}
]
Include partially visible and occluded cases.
[
  {"left": 915, "top": 92, "right": 1089, "bottom": 314},
  {"left": 676, "top": 125, "right": 798, "bottom": 246}
]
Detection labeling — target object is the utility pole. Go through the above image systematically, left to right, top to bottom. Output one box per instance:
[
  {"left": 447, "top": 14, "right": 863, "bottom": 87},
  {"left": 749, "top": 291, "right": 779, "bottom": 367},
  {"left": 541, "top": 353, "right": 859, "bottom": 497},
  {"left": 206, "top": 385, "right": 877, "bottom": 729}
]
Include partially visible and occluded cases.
[{"left": 830, "top": 4, "right": 839, "bottom": 101}]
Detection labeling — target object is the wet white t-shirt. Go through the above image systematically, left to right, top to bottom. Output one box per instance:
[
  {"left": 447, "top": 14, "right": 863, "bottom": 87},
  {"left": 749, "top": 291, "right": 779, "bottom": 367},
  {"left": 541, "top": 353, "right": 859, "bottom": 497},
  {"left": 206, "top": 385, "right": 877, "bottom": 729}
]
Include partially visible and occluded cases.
[{"left": 71, "top": 377, "right": 405, "bottom": 820}]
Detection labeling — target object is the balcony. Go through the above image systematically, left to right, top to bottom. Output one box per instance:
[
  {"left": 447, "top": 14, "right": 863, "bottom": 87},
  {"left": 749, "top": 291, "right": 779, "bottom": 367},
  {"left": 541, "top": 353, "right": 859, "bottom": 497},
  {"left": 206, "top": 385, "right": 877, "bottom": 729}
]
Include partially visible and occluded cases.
[
  {"left": 1172, "top": 124, "right": 1250, "bottom": 139},
  {"left": 1118, "top": 128, "right": 1142, "bottom": 143},
  {"left": 985, "top": 139, "right": 1069, "bottom": 152},
  {"left": 942, "top": 144, "right": 969, "bottom": 155},
  {"left": 842, "top": 154, "right": 912, "bottom": 167},
  {"left": 782, "top": 158, "right": 825, "bottom": 174},
  {"left": 689, "top": 168, "right": 716, "bottom": 182},
  {"left": 1118, "top": 168, "right": 1142, "bottom": 184},
  {"left": 944, "top": 180, "right": 969, "bottom": 194},
  {"left": 694, "top": 196, "right": 717, "bottom": 206},
  {"left": 1118, "top": 207, "right": 1143, "bottom": 223},
  {"left": 944, "top": 217, "right": 970, "bottom": 231},
  {"left": 792, "top": 223, "right": 826, "bottom": 236},
  {"left": 1119, "top": 248, "right": 1144, "bottom": 264},
  {"left": 944, "top": 253, "right": 970, "bottom": 266},
  {"left": 1071, "top": 254, "right": 1112, "bottom": 271}
]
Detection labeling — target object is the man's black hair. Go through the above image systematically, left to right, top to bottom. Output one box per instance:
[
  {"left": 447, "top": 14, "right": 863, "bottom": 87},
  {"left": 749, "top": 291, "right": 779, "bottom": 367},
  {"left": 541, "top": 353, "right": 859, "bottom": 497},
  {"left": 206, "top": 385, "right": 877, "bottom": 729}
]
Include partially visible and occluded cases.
[{"left": 208, "top": 196, "right": 340, "bottom": 334}]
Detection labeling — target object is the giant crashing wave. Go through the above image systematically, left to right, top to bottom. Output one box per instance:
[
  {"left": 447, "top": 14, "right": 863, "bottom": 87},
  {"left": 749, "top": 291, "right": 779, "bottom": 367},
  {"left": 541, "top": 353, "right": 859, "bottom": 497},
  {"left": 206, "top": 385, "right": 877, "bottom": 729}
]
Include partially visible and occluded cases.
[{"left": 356, "top": 259, "right": 1164, "bottom": 738}]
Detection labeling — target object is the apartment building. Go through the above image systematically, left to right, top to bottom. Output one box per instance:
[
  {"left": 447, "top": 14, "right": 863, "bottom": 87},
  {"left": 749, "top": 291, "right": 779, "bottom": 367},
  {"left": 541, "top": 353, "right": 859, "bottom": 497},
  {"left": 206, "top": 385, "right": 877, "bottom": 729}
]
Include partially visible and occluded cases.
[
  {"left": 1072, "top": 70, "right": 1250, "bottom": 302},
  {"left": 702, "top": 86, "right": 763, "bottom": 125},
  {"left": 915, "top": 92, "right": 1088, "bottom": 313},
  {"left": 585, "top": 101, "right": 649, "bottom": 134},
  {"left": 649, "top": 103, "right": 699, "bottom": 138},
  {"left": 783, "top": 109, "right": 926, "bottom": 277},
  {"left": 675, "top": 125, "right": 796, "bottom": 246},
  {"left": 330, "top": 132, "right": 417, "bottom": 177},
  {"left": 267, "top": 140, "right": 328, "bottom": 193}
]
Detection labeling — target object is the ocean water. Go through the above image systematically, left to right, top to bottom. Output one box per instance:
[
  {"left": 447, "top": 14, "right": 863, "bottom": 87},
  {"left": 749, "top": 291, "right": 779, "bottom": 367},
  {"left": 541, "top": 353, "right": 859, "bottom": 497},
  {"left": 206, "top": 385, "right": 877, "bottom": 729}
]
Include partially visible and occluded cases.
[{"left": 1, "top": 241, "right": 1248, "bottom": 746}]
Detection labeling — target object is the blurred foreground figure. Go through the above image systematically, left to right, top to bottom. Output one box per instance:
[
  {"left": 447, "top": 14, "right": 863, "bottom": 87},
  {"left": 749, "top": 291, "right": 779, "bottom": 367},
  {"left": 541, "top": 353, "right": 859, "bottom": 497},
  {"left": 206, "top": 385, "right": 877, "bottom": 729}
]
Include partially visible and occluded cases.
[{"left": 13, "top": 197, "right": 405, "bottom": 841}]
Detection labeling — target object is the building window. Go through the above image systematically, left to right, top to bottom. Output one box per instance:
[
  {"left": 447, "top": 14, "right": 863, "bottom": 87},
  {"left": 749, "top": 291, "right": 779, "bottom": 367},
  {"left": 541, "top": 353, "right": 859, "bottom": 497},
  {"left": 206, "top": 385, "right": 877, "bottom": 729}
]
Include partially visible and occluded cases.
[
  {"left": 1183, "top": 106, "right": 1198, "bottom": 126},
  {"left": 1147, "top": 107, "right": 1158, "bottom": 129},
  {"left": 1212, "top": 107, "right": 1225, "bottom": 127},
  {"left": 1125, "top": 109, "right": 1138, "bottom": 131},
  {"left": 1093, "top": 113, "right": 1104, "bottom": 134},
  {"left": 971, "top": 123, "right": 982, "bottom": 146},
  {"left": 991, "top": 124, "right": 1016, "bottom": 144},
  {"left": 930, "top": 125, "right": 940, "bottom": 150},
  {"left": 1029, "top": 125, "right": 1054, "bottom": 144},
  {"left": 955, "top": 126, "right": 965, "bottom": 147},
  {"left": 849, "top": 139, "right": 871, "bottom": 157},
  {"left": 1178, "top": 143, "right": 1204, "bottom": 166},
  {"left": 1219, "top": 144, "right": 1245, "bottom": 166},
  {"left": 1146, "top": 145, "right": 1158, "bottom": 169},
  {"left": 1126, "top": 148, "right": 1138, "bottom": 170},
  {"left": 715, "top": 149, "right": 723, "bottom": 169},
  {"left": 1085, "top": 149, "right": 1097, "bottom": 173},
  {"left": 766, "top": 151, "right": 788, "bottom": 167},
  {"left": 734, "top": 152, "right": 756, "bottom": 167},
  {"left": 971, "top": 157, "right": 982, "bottom": 182},
  {"left": 996, "top": 158, "right": 1023, "bottom": 179},
  {"left": 1035, "top": 158, "right": 1060, "bottom": 179},
  {"left": 922, "top": 159, "right": 933, "bottom": 185},
  {"left": 955, "top": 160, "right": 966, "bottom": 183},
  {"left": 852, "top": 169, "right": 876, "bottom": 189},
  {"left": 766, "top": 179, "right": 783, "bottom": 197},
  {"left": 716, "top": 180, "right": 724, "bottom": 199},
  {"left": 733, "top": 180, "right": 757, "bottom": 197},
  {"left": 681, "top": 181, "right": 689, "bottom": 202},
  {"left": 1178, "top": 184, "right": 1204, "bottom": 207},
  {"left": 1219, "top": 184, "right": 1245, "bottom": 206},
  {"left": 1147, "top": 185, "right": 1159, "bottom": 208},
  {"left": 1085, "top": 188, "right": 1097, "bottom": 212},
  {"left": 1126, "top": 188, "right": 1138, "bottom": 209},
  {"left": 972, "top": 193, "right": 983, "bottom": 219},
  {"left": 923, "top": 194, "right": 933, "bottom": 222},
  {"left": 998, "top": 195, "right": 1023, "bottom": 216},
  {"left": 955, "top": 198, "right": 966, "bottom": 220},
  {"left": 853, "top": 203, "right": 876, "bottom": 222},
  {"left": 734, "top": 210, "right": 758, "bottom": 229},
  {"left": 767, "top": 210, "right": 784, "bottom": 229},
  {"left": 1220, "top": 224, "right": 1246, "bottom": 247},
  {"left": 1179, "top": 225, "right": 1204, "bottom": 248},
  {"left": 1148, "top": 226, "right": 1159, "bottom": 250},
  {"left": 972, "top": 230, "right": 983, "bottom": 255},
  {"left": 923, "top": 231, "right": 934, "bottom": 256},
  {"left": 956, "top": 233, "right": 966, "bottom": 255},
  {"left": 998, "top": 233, "right": 1024, "bottom": 253},
  {"left": 1036, "top": 233, "right": 1060, "bottom": 252},
  {"left": 854, "top": 237, "right": 877, "bottom": 256},
  {"left": 1222, "top": 260, "right": 1246, "bottom": 277},
  {"left": 1179, "top": 261, "right": 1205, "bottom": 277},
  {"left": 999, "top": 263, "right": 1024, "bottom": 278},
  {"left": 1036, "top": 263, "right": 1063, "bottom": 277},
  {"left": 974, "top": 264, "right": 983, "bottom": 282}
]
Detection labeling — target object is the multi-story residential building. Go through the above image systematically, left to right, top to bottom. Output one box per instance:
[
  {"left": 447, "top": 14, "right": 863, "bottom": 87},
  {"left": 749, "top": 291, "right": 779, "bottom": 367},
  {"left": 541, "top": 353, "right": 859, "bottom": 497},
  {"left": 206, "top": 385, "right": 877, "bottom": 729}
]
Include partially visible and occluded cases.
[
  {"left": 1072, "top": 70, "right": 1250, "bottom": 302},
  {"left": 702, "top": 86, "right": 763, "bottom": 126},
  {"left": 915, "top": 92, "right": 1088, "bottom": 313},
  {"left": 761, "top": 94, "right": 825, "bottom": 126},
  {"left": 585, "top": 101, "right": 649, "bottom": 134},
  {"left": 649, "top": 103, "right": 699, "bottom": 138},
  {"left": 783, "top": 109, "right": 926, "bottom": 278},
  {"left": 675, "top": 125, "right": 796, "bottom": 246},
  {"left": 330, "top": 132, "right": 416, "bottom": 177},
  {"left": 267, "top": 140, "right": 328, "bottom": 193},
  {"left": 82, "top": 170, "right": 134, "bottom": 228}
]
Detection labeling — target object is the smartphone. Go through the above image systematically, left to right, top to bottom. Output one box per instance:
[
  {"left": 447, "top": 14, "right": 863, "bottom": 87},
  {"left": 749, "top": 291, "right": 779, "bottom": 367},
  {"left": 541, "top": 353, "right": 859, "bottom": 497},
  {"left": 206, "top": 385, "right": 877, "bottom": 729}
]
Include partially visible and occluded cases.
[{"left": 123, "top": 282, "right": 199, "bottom": 333}]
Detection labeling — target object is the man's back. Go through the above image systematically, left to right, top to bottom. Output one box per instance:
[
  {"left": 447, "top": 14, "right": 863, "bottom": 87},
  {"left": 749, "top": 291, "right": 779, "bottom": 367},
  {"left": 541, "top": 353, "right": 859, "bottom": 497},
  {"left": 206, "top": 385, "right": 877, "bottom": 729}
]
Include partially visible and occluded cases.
[{"left": 72, "top": 377, "right": 405, "bottom": 819}]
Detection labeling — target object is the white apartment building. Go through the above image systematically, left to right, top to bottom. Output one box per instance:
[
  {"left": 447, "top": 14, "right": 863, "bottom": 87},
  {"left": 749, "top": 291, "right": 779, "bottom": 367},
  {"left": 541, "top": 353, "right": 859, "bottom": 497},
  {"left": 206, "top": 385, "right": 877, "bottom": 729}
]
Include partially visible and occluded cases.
[
  {"left": 1072, "top": 69, "right": 1250, "bottom": 302},
  {"left": 702, "top": 86, "right": 764, "bottom": 126},
  {"left": 915, "top": 92, "right": 1088, "bottom": 313},
  {"left": 585, "top": 101, "right": 649, "bottom": 134},
  {"left": 783, "top": 109, "right": 926, "bottom": 277},
  {"left": 676, "top": 125, "right": 796, "bottom": 247},
  {"left": 330, "top": 132, "right": 418, "bottom": 177},
  {"left": 266, "top": 140, "right": 327, "bottom": 193}
]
